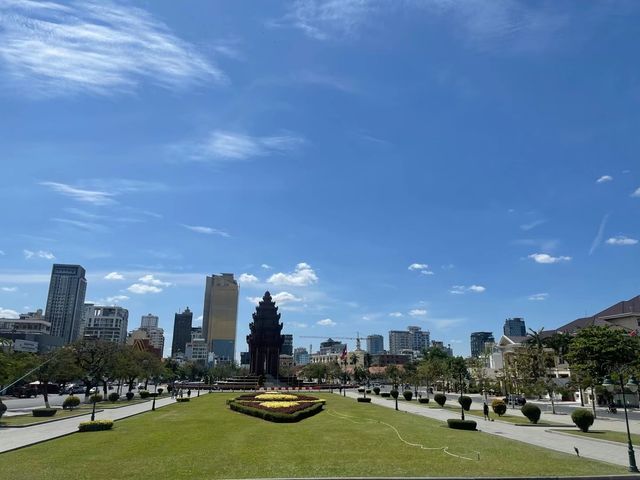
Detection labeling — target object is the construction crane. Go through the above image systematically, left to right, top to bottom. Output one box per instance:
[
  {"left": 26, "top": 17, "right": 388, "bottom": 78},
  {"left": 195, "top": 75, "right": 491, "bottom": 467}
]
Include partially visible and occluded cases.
[{"left": 300, "top": 333, "right": 362, "bottom": 350}]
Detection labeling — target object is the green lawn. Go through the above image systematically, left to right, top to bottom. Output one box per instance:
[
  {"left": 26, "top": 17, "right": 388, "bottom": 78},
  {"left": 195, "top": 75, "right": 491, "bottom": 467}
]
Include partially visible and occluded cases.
[
  {"left": 0, "top": 393, "right": 625, "bottom": 479},
  {"left": 0, "top": 408, "right": 93, "bottom": 426},
  {"left": 552, "top": 428, "right": 640, "bottom": 445}
]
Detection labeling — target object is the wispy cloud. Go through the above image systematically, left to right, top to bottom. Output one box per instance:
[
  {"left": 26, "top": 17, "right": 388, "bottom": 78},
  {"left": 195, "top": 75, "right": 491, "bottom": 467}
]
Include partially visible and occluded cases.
[
  {"left": 0, "top": 0, "right": 223, "bottom": 97},
  {"left": 173, "top": 130, "right": 304, "bottom": 163},
  {"left": 596, "top": 175, "right": 613, "bottom": 183},
  {"left": 40, "top": 182, "right": 115, "bottom": 205},
  {"left": 632, "top": 187, "right": 640, "bottom": 198},
  {"left": 589, "top": 213, "right": 610, "bottom": 255},
  {"left": 52, "top": 218, "right": 108, "bottom": 232},
  {"left": 520, "top": 219, "right": 546, "bottom": 231},
  {"left": 182, "top": 224, "right": 230, "bottom": 237},
  {"left": 606, "top": 235, "right": 638, "bottom": 246},
  {"left": 23, "top": 249, "right": 55, "bottom": 260},
  {"left": 0, "top": 250, "right": 6, "bottom": 256},
  {"left": 528, "top": 253, "right": 571, "bottom": 264},
  {"left": 268, "top": 263, "right": 318, "bottom": 286},
  {"left": 408, "top": 263, "right": 434, "bottom": 275},
  {"left": 261, "top": 264, "right": 272, "bottom": 269},
  {"left": 104, "top": 272, "right": 124, "bottom": 281},
  {"left": 239, "top": 273, "right": 259, "bottom": 284},
  {"left": 127, "top": 274, "right": 171, "bottom": 294},
  {"left": 450, "top": 284, "right": 486, "bottom": 294},
  {"left": 1, "top": 287, "right": 18, "bottom": 292},
  {"left": 248, "top": 291, "right": 302, "bottom": 306},
  {"left": 528, "top": 293, "right": 548, "bottom": 301},
  {"left": 105, "top": 294, "right": 129, "bottom": 304},
  {"left": 0, "top": 307, "right": 19, "bottom": 318},
  {"left": 408, "top": 308, "right": 427, "bottom": 317},
  {"left": 389, "top": 312, "right": 403, "bottom": 317},
  {"left": 317, "top": 318, "right": 336, "bottom": 326}
]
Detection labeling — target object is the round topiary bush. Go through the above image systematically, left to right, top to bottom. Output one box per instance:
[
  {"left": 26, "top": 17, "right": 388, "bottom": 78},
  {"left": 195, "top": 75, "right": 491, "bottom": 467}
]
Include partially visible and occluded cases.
[
  {"left": 358, "top": 387, "right": 365, "bottom": 393},
  {"left": 373, "top": 387, "right": 380, "bottom": 395},
  {"left": 157, "top": 388, "right": 164, "bottom": 395},
  {"left": 365, "top": 389, "right": 371, "bottom": 394},
  {"left": 390, "top": 389, "right": 399, "bottom": 399},
  {"left": 139, "top": 390, "right": 150, "bottom": 399},
  {"left": 403, "top": 390, "right": 413, "bottom": 401},
  {"left": 125, "top": 391, "right": 134, "bottom": 401},
  {"left": 108, "top": 392, "right": 119, "bottom": 402},
  {"left": 381, "top": 392, "right": 391, "bottom": 398},
  {"left": 434, "top": 393, "right": 447, "bottom": 406},
  {"left": 89, "top": 394, "right": 103, "bottom": 403},
  {"left": 63, "top": 395, "right": 80, "bottom": 410},
  {"left": 458, "top": 395, "right": 472, "bottom": 411},
  {"left": 357, "top": 397, "right": 372, "bottom": 403},
  {"left": 418, "top": 397, "right": 430, "bottom": 404},
  {"left": 492, "top": 399, "right": 507, "bottom": 416},
  {"left": 521, "top": 403, "right": 542, "bottom": 424},
  {"left": 32, "top": 408, "right": 57, "bottom": 417},
  {"left": 571, "top": 408, "right": 594, "bottom": 432},
  {"left": 447, "top": 419, "right": 477, "bottom": 430}
]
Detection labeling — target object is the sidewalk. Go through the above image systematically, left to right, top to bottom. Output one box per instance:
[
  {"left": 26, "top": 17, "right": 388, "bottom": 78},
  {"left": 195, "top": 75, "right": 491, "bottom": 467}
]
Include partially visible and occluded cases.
[
  {"left": 340, "top": 391, "right": 634, "bottom": 468},
  {"left": 0, "top": 396, "right": 176, "bottom": 454}
]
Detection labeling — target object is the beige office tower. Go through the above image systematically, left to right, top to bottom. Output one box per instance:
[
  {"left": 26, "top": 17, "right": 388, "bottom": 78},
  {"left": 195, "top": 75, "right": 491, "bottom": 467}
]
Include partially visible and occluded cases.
[{"left": 202, "top": 273, "right": 239, "bottom": 363}]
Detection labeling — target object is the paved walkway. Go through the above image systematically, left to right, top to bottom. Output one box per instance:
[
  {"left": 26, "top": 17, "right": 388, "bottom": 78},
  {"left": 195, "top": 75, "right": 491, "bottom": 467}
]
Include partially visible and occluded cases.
[
  {"left": 340, "top": 391, "right": 636, "bottom": 468},
  {"left": 0, "top": 396, "right": 177, "bottom": 453}
]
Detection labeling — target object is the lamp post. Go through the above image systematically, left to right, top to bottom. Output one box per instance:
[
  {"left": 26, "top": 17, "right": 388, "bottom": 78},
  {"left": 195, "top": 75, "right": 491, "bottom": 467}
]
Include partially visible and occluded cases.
[
  {"left": 459, "top": 372, "right": 465, "bottom": 421},
  {"left": 603, "top": 375, "right": 639, "bottom": 473},
  {"left": 90, "top": 376, "right": 97, "bottom": 422},
  {"left": 152, "top": 379, "right": 157, "bottom": 411}
]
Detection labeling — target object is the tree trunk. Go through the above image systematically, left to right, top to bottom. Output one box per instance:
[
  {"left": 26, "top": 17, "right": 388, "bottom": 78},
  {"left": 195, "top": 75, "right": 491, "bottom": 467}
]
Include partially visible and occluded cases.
[
  {"left": 102, "top": 379, "right": 108, "bottom": 396},
  {"left": 43, "top": 381, "right": 50, "bottom": 409},
  {"left": 590, "top": 384, "right": 597, "bottom": 419},
  {"left": 579, "top": 386, "right": 584, "bottom": 406}
]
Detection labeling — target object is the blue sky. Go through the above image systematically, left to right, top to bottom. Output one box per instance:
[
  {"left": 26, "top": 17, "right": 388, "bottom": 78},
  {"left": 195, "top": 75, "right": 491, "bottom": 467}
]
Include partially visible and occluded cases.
[{"left": 1, "top": 0, "right": 639, "bottom": 358}]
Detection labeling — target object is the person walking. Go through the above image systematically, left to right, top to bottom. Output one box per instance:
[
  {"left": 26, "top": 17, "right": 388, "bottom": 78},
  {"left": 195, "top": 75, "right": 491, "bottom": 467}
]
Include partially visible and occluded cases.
[
  {"left": 187, "top": 389, "right": 191, "bottom": 398},
  {"left": 483, "top": 402, "right": 490, "bottom": 420}
]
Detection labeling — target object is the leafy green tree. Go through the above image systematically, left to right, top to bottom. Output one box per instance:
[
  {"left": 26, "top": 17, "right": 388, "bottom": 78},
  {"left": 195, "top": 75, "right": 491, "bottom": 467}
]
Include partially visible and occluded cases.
[
  {"left": 72, "top": 338, "right": 117, "bottom": 397},
  {"left": 34, "top": 347, "right": 81, "bottom": 408}
]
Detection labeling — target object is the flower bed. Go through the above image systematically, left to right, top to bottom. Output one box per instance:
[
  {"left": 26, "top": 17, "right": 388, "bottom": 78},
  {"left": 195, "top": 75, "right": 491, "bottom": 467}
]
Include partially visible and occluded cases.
[{"left": 228, "top": 392, "right": 325, "bottom": 422}]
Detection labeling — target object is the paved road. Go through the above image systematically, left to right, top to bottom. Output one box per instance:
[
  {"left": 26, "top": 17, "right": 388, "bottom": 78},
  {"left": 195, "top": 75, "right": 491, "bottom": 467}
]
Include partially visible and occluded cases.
[{"left": 342, "top": 390, "right": 636, "bottom": 468}]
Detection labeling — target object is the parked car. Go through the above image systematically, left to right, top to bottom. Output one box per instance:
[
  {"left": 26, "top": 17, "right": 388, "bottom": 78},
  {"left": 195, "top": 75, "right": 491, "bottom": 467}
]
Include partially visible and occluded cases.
[
  {"left": 12, "top": 385, "right": 38, "bottom": 398},
  {"left": 504, "top": 394, "right": 526, "bottom": 406}
]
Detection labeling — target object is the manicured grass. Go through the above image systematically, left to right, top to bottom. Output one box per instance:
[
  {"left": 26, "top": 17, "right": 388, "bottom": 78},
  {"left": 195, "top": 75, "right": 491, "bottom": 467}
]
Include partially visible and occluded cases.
[
  {"left": 0, "top": 393, "right": 624, "bottom": 479},
  {"left": 0, "top": 408, "right": 93, "bottom": 426},
  {"left": 552, "top": 428, "right": 640, "bottom": 445}
]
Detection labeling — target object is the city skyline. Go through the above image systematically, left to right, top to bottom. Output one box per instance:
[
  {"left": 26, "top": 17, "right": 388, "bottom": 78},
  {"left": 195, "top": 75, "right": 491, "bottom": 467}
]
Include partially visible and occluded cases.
[{"left": 1, "top": 1, "right": 640, "bottom": 357}]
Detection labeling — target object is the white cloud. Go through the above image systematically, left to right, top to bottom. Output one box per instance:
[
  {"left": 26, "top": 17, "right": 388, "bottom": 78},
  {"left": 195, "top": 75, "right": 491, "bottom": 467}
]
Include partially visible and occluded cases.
[
  {"left": 0, "top": 1, "right": 223, "bottom": 97},
  {"left": 177, "top": 130, "right": 304, "bottom": 162},
  {"left": 596, "top": 175, "right": 613, "bottom": 183},
  {"left": 40, "top": 182, "right": 115, "bottom": 205},
  {"left": 632, "top": 187, "right": 640, "bottom": 198},
  {"left": 589, "top": 213, "right": 610, "bottom": 255},
  {"left": 520, "top": 219, "right": 546, "bottom": 231},
  {"left": 182, "top": 224, "right": 230, "bottom": 237},
  {"left": 606, "top": 236, "right": 638, "bottom": 246},
  {"left": 23, "top": 249, "right": 55, "bottom": 260},
  {"left": 0, "top": 250, "right": 5, "bottom": 255},
  {"left": 528, "top": 253, "right": 571, "bottom": 264},
  {"left": 268, "top": 262, "right": 318, "bottom": 286},
  {"left": 408, "top": 263, "right": 434, "bottom": 275},
  {"left": 261, "top": 264, "right": 272, "bottom": 269},
  {"left": 104, "top": 271, "right": 124, "bottom": 280},
  {"left": 238, "top": 273, "right": 259, "bottom": 284},
  {"left": 138, "top": 274, "right": 171, "bottom": 287},
  {"left": 127, "top": 283, "right": 162, "bottom": 294},
  {"left": 450, "top": 285, "right": 486, "bottom": 294},
  {"left": 1, "top": 287, "right": 17, "bottom": 292},
  {"left": 248, "top": 291, "right": 302, "bottom": 306},
  {"left": 528, "top": 293, "right": 549, "bottom": 301},
  {"left": 105, "top": 295, "right": 129, "bottom": 303},
  {"left": 0, "top": 307, "right": 19, "bottom": 318},
  {"left": 408, "top": 309, "right": 427, "bottom": 317},
  {"left": 389, "top": 312, "right": 403, "bottom": 318},
  {"left": 317, "top": 318, "right": 336, "bottom": 326},
  {"left": 290, "top": 321, "right": 308, "bottom": 328}
]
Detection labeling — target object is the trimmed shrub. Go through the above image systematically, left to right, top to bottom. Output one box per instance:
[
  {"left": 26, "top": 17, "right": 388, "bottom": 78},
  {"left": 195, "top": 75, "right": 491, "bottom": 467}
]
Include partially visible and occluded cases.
[
  {"left": 358, "top": 387, "right": 365, "bottom": 393},
  {"left": 373, "top": 387, "right": 380, "bottom": 395},
  {"left": 157, "top": 388, "right": 164, "bottom": 395},
  {"left": 365, "top": 389, "right": 371, "bottom": 394},
  {"left": 390, "top": 389, "right": 399, "bottom": 399},
  {"left": 139, "top": 390, "right": 150, "bottom": 399},
  {"left": 403, "top": 390, "right": 413, "bottom": 401},
  {"left": 125, "top": 391, "right": 134, "bottom": 401},
  {"left": 108, "top": 392, "right": 119, "bottom": 402},
  {"left": 381, "top": 392, "right": 391, "bottom": 398},
  {"left": 434, "top": 393, "right": 447, "bottom": 407},
  {"left": 89, "top": 394, "right": 103, "bottom": 403},
  {"left": 458, "top": 395, "right": 472, "bottom": 411},
  {"left": 63, "top": 396, "right": 80, "bottom": 410},
  {"left": 176, "top": 397, "right": 190, "bottom": 402},
  {"left": 357, "top": 397, "right": 372, "bottom": 403},
  {"left": 418, "top": 398, "right": 430, "bottom": 404},
  {"left": 0, "top": 399, "right": 7, "bottom": 419},
  {"left": 492, "top": 399, "right": 507, "bottom": 416},
  {"left": 229, "top": 400, "right": 323, "bottom": 423},
  {"left": 521, "top": 403, "right": 542, "bottom": 424},
  {"left": 32, "top": 408, "right": 57, "bottom": 417},
  {"left": 571, "top": 408, "right": 595, "bottom": 432},
  {"left": 447, "top": 419, "right": 477, "bottom": 430},
  {"left": 78, "top": 420, "right": 114, "bottom": 432}
]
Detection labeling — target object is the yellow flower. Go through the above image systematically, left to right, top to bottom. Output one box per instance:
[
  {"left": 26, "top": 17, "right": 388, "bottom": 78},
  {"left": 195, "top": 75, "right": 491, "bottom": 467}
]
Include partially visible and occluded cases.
[
  {"left": 255, "top": 393, "right": 299, "bottom": 401},
  {"left": 259, "top": 401, "right": 300, "bottom": 408}
]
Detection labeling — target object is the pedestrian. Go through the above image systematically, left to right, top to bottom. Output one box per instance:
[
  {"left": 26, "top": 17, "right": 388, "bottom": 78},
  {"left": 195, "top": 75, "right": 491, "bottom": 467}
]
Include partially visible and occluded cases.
[
  {"left": 187, "top": 389, "right": 191, "bottom": 398},
  {"left": 483, "top": 402, "right": 490, "bottom": 420}
]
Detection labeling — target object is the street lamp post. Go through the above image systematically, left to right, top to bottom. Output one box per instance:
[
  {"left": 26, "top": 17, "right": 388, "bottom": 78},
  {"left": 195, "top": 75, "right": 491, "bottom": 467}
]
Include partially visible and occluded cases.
[
  {"left": 459, "top": 373, "right": 465, "bottom": 421},
  {"left": 603, "top": 375, "right": 639, "bottom": 473},
  {"left": 90, "top": 377, "right": 97, "bottom": 422},
  {"left": 152, "top": 379, "right": 157, "bottom": 411}
]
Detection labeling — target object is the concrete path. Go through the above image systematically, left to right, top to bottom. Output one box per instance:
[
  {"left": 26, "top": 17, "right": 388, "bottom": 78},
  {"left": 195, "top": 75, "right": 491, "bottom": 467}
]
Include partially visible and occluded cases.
[
  {"left": 340, "top": 391, "right": 637, "bottom": 468},
  {"left": 0, "top": 396, "right": 176, "bottom": 454}
]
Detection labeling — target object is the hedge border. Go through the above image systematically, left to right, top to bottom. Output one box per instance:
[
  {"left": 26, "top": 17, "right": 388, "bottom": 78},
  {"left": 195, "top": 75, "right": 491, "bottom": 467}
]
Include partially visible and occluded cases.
[
  {"left": 357, "top": 397, "right": 372, "bottom": 403},
  {"left": 229, "top": 400, "right": 323, "bottom": 423},
  {"left": 32, "top": 408, "right": 57, "bottom": 417},
  {"left": 447, "top": 419, "right": 477, "bottom": 431},
  {"left": 78, "top": 420, "right": 114, "bottom": 432}
]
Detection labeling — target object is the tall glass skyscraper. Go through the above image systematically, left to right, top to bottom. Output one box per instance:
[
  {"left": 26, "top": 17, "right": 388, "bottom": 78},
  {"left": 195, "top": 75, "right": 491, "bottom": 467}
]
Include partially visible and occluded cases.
[
  {"left": 44, "top": 264, "right": 87, "bottom": 343},
  {"left": 202, "top": 273, "right": 239, "bottom": 362},
  {"left": 171, "top": 307, "right": 192, "bottom": 357},
  {"left": 503, "top": 317, "right": 527, "bottom": 337}
]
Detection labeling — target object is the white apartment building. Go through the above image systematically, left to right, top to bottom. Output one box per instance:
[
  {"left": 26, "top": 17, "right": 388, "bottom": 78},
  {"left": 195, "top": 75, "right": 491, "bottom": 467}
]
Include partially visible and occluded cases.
[{"left": 81, "top": 305, "right": 129, "bottom": 344}]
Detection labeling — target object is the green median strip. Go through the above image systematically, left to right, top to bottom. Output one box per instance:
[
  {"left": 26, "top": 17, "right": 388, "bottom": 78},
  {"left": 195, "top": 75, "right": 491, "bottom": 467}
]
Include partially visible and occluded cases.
[{"left": 551, "top": 428, "right": 640, "bottom": 445}]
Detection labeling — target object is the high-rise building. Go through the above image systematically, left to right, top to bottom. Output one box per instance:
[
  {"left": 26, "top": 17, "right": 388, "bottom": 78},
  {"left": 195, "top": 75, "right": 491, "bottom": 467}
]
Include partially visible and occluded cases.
[
  {"left": 44, "top": 264, "right": 87, "bottom": 343},
  {"left": 202, "top": 274, "right": 239, "bottom": 362},
  {"left": 80, "top": 305, "right": 128, "bottom": 344},
  {"left": 171, "top": 307, "right": 193, "bottom": 358},
  {"left": 138, "top": 314, "right": 164, "bottom": 355},
  {"left": 141, "top": 314, "right": 158, "bottom": 329},
  {"left": 503, "top": 317, "right": 526, "bottom": 337},
  {"left": 389, "top": 327, "right": 430, "bottom": 354},
  {"left": 470, "top": 331, "right": 495, "bottom": 357},
  {"left": 282, "top": 334, "right": 293, "bottom": 356},
  {"left": 366, "top": 334, "right": 384, "bottom": 354},
  {"left": 319, "top": 338, "right": 345, "bottom": 355},
  {"left": 293, "top": 347, "right": 310, "bottom": 365}
]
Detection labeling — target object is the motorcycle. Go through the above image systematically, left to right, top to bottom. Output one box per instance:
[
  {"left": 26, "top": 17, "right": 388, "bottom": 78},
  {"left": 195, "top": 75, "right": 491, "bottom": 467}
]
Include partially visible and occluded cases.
[{"left": 607, "top": 403, "right": 617, "bottom": 414}]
